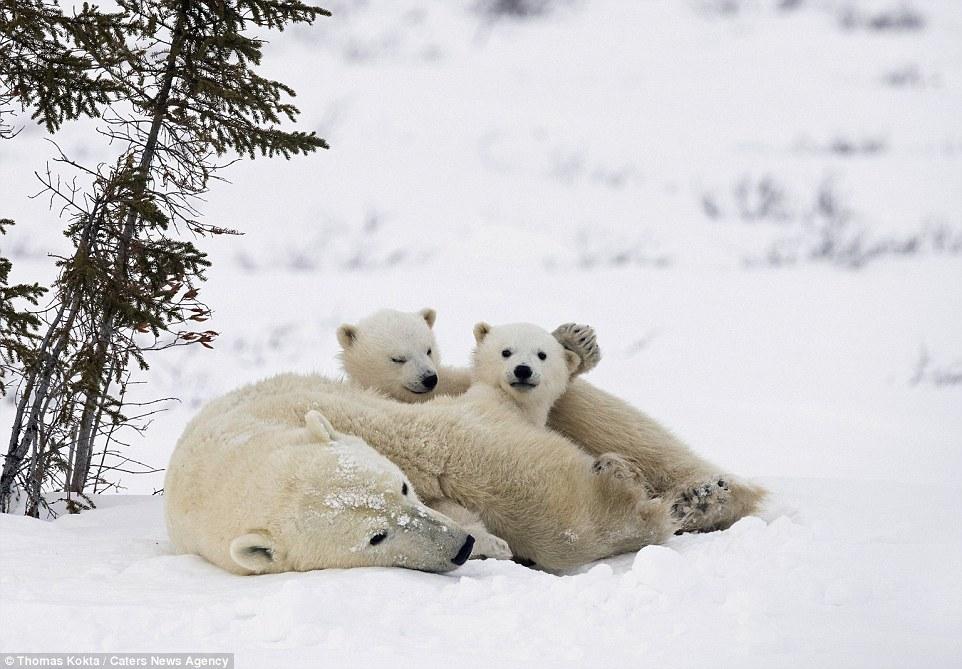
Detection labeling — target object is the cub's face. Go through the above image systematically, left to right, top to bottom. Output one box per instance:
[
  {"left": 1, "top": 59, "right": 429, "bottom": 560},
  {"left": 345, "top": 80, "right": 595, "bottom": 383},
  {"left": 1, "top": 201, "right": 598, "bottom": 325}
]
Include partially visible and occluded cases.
[
  {"left": 337, "top": 308, "right": 440, "bottom": 400},
  {"left": 472, "top": 322, "right": 580, "bottom": 408},
  {"left": 230, "top": 427, "right": 474, "bottom": 574}
]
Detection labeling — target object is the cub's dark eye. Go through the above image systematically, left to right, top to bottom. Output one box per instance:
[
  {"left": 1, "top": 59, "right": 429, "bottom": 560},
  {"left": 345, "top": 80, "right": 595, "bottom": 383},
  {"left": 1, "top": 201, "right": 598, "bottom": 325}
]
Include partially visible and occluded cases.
[
  {"left": 426, "top": 348, "right": 432, "bottom": 356},
  {"left": 501, "top": 349, "right": 511, "bottom": 358},
  {"left": 537, "top": 351, "right": 547, "bottom": 361},
  {"left": 391, "top": 357, "right": 406, "bottom": 364},
  {"left": 401, "top": 482, "right": 408, "bottom": 496},
  {"left": 370, "top": 531, "right": 388, "bottom": 545}
]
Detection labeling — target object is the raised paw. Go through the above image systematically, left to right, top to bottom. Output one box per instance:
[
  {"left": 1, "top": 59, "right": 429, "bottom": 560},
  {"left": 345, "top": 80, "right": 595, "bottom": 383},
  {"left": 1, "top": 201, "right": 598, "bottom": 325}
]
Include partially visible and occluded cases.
[
  {"left": 552, "top": 322, "right": 602, "bottom": 375},
  {"left": 591, "top": 453, "right": 636, "bottom": 480},
  {"left": 670, "top": 478, "right": 732, "bottom": 533},
  {"left": 470, "top": 532, "right": 513, "bottom": 561}
]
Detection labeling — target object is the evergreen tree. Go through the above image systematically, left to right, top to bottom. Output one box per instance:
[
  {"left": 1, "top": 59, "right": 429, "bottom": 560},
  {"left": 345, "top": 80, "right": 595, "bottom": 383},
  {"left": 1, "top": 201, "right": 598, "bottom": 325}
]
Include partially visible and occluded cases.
[
  {"left": 0, "top": 0, "right": 330, "bottom": 515},
  {"left": 1, "top": 0, "right": 124, "bottom": 132},
  {"left": 2, "top": 0, "right": 122, "bottom": 400},
  {"left": 0, "top": 219, "right": 45, "bottom": 397}
]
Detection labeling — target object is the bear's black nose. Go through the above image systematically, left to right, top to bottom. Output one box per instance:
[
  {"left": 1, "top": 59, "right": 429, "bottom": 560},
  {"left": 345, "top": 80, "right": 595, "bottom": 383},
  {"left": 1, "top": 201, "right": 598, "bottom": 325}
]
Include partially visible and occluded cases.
[
  {"left": 514, "top": 364, "right": 533, "bottom": 380},
  {"left": 422, "top": 373, "right": 438, "bottom": 390},
  {"left": 452, "top": 535, "right": 475, "bottom": 566}
]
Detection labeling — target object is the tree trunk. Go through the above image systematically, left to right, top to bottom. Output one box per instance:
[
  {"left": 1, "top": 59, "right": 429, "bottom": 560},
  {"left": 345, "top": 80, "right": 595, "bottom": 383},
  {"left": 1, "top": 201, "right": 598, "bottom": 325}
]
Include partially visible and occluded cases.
[
  {"left": 68, "top": 7, "right": 189, "bottom": 495},
  {"left": 1, "top": 192, "right": 112, "bottom": 511},
  {"left": 0, "top": 292, "right": 81, "bottom": 512}
]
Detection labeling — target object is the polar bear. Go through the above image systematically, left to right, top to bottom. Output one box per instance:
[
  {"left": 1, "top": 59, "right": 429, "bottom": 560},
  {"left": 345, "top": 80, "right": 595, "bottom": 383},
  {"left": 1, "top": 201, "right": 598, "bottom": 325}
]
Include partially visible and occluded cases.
[
  {"left": 337, "top": 308, "right": 449, "bottom": 400},
  {"left": 337, "top": 309, "right": 766, "bottom": 533},
  {"left": 339, "top": 316, "right": 631, "bottom": 559},
  {"left": 465, "top": 320, "right": 642, "bottom": 484},
  {"left": 417, "top": 321, "right": 642, "bottom": 560},
  {"left": 467, "top": 321, "right": 582, "bottom": 427},
  {"left": 472, "top": 321, "right": 639, "bottom": 477},
  {"left": 167, "top": 373, "right": 675, "bottom": 572},
  {"left": 165, "top": 407, "right": 476, "bottom": 575}
]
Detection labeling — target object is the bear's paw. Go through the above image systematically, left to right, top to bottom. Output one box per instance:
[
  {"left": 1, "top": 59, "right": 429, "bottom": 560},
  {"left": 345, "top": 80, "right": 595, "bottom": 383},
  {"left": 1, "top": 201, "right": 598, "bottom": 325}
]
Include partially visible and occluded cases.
[{"left": 552, "top": 322, "right": 602, "bottom": 375}]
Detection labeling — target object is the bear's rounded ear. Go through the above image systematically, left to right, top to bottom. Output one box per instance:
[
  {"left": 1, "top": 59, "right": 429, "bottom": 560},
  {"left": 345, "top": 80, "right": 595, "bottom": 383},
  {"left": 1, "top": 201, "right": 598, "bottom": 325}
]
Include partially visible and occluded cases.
[
  {"left": 419, "top": 308, "right": 437, "bottom": 329},
  {"left": 473, "top": 322, "right": 491, "bottom": 344},
  {"left": 336, "top": 324, "right": 358, "bottom": 349},
  {"left": 564, "top": 349, "right": 583, "bottom": 377},
  {"left": 305, "top": 410, "right": 337, "bottom": 444},
  {"left": 229, "top": 531, "right": 279, "bottom": 574}
]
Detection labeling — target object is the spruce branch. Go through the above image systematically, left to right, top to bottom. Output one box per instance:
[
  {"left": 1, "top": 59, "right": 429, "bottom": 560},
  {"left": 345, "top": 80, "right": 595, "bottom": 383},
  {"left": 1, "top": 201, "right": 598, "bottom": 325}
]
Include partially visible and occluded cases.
[{"left": 1, "top": 0, "right": 330, "bottom": 515}]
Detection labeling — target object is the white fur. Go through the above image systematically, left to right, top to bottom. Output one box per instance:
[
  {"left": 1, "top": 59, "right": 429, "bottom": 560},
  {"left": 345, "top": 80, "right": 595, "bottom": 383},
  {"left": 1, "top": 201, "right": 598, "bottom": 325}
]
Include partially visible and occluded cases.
[
  {"left": 337, "top": 309, "right": 766, "bottom": 533},
  {"left": 338, "top": 309, "right": 440, "bottom": 400},
  {"left": 337, "top": 310, "right": 512, "bottom": 559},
  {"left": 469, "top": 321, "right": 581, "bottom": 427},
  {"left": 166, "top": 374, "right": 674, "bottom": 572},
  {"left": 165, "top": 405, "right": 474, "bottom": 575}
]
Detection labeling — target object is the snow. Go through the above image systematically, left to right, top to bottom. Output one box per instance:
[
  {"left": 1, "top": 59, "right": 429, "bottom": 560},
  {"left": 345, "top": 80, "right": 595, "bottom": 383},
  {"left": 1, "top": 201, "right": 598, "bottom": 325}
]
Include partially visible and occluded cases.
[
  {"left": 2, "top": 0, "right": 961, "bottom": 665},
  {"left": 2, "top": 484, "right": 960, "bottom": 666}
]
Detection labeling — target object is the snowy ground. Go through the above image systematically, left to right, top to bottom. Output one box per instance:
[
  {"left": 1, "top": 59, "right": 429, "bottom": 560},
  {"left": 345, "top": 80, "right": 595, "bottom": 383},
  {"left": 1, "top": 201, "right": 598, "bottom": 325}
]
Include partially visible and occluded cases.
[
  {"left": 2, "top": 0, "right": 961, "bottom": 665},
  {"left": 1, "top": 485, "right": 959, "bottom": 666}
]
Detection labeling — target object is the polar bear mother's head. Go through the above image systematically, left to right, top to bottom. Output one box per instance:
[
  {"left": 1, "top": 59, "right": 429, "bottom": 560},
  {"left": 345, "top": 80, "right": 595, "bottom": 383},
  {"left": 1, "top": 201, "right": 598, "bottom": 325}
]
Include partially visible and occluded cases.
[{"left": 228, "top": 411, "right": 474, "bottom": 574}]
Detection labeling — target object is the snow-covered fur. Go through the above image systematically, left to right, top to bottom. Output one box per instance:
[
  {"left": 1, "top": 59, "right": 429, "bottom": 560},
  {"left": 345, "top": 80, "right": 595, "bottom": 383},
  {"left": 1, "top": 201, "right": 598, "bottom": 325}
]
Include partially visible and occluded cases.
[
  {"left": 337, "top": 310, "right": 766, "bottom": 533},
  {"left": 467, "top": 321, "right": 582, "bottom": 427},
  {"left": 167, "top": 374, "right": 674, "bottom": 572},
  {"left": 165, "top": 406, "right": 475, "bottom": 575}
]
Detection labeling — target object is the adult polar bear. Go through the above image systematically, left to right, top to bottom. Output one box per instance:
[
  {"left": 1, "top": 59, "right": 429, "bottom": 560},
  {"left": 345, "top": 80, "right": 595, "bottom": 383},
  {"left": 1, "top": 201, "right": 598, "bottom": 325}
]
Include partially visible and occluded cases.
[
  {"left": 338, "top": 309, "right": 766, "bottom": 533},
  {"left": 167, "top": 373, "right": 673, "bottom": 573},
  {"left": 166, "top": 406, "right": 476, "bottom": 574}
]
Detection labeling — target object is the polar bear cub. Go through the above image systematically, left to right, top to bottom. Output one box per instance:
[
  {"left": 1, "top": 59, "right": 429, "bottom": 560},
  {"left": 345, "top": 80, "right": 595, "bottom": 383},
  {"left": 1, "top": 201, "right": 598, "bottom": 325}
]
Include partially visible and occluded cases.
[
  {"left": 338, "top": 308, "right": 441, "bottom": 400},
  {"left": 336, "top": 309, "right": 766, "bottom": 534},
  {"left": 468, "top": 321, "right": 582, "bottom": 427},
  {"left": 468, "top": 321, "right": 639, "bottom": 481},
  {"left": 165, "top": 407, "right": 476, "bottom": 574}
]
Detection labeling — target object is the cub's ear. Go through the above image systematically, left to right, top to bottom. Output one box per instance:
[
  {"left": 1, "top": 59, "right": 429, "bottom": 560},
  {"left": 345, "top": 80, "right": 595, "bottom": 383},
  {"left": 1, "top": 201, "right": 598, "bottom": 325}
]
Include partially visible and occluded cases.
[
  {"left": 419, "top": 308, "right": 437, "bottom": 329},
  {"left": 473, "top": 322, "right": 491, "bottom": 344},
  {"left": 336, "top": 324, "right": 358, "bottom": 349},
  {"left": 564, "top": 349, "right": 583, "bottom": 377},
  {"left": 305, "top": 410, "right": 338, "bottom": 443},
  {"left": 229, "top": 531, "right": 280, "bottom": 574}
]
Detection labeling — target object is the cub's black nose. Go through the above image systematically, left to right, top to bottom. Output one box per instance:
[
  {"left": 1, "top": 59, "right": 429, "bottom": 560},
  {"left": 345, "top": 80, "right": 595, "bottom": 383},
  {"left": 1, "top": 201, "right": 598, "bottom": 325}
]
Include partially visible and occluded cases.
[
  {"left": 514, "top": 364, "right": 533, "bottom": 380},
  {"left": 422, "top": 373, "right": 438, "bottom": 390},
  {"left": 452, "top": 535, "right": 475, "bottom": 566}
]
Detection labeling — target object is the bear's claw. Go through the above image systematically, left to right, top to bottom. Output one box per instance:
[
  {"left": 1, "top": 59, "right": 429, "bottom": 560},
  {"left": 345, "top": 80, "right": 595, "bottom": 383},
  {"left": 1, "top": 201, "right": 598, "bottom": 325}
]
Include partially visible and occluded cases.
[
  {"left": 552, "top": 323, "right": 602, "bottom": 375},
  {"left": 591, "top": 453, "right": 636, "bottom": 480},
  {"left": 670, "top": 478, "right": 732, "bottom": 532}
]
